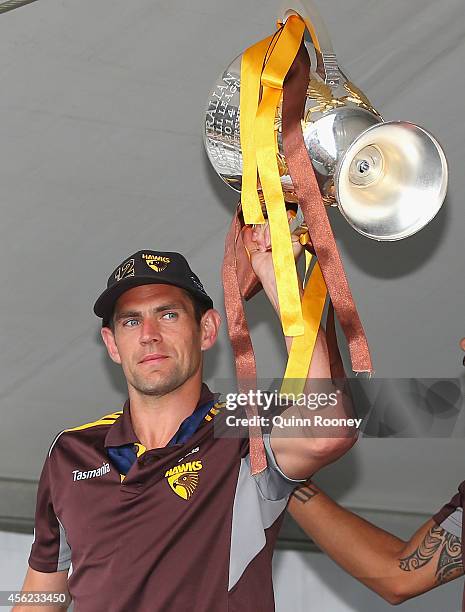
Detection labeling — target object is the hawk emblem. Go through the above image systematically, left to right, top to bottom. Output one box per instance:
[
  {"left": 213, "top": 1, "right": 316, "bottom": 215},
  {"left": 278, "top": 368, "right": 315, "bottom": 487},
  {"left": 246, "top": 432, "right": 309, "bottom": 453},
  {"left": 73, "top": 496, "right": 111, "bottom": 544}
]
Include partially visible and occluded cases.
[
  {"left": 164, "top": 459, "right": 203, "bottom": 500},
  {"left": 167, "top": 472, "right": 199, "bottom": 500}
]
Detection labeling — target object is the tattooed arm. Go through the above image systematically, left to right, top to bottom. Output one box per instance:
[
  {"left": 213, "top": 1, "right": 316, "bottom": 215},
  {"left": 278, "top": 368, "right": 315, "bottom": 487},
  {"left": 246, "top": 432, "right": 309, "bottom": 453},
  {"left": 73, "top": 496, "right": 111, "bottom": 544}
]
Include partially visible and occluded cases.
[{"left": 288, "top": 482, "right": 463, "bottom": 604}]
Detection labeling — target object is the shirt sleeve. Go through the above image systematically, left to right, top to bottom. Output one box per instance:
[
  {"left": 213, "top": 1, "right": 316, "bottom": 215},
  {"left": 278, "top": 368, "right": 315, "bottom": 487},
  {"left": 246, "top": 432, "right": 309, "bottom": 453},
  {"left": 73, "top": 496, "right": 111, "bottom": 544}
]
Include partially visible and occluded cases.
[
  {"left": 252, "top": 433, "right": 306, "bottom": 502},
  {"left": 28, "top": 450, "right": 71, "bottom": 573},
  {"left": 432, "top": 482, "right": 464, "bottom": 540},
  {"left": 437, "top": 509, "right": 463, "bottom": 539}
]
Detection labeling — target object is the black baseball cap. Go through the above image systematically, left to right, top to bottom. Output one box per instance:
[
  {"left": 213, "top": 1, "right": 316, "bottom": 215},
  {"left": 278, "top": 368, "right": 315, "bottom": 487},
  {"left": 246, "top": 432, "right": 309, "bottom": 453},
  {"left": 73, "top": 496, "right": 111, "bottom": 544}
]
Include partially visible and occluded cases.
[{"left": 93, "top": 250, "right": 213, "bottom": 324}]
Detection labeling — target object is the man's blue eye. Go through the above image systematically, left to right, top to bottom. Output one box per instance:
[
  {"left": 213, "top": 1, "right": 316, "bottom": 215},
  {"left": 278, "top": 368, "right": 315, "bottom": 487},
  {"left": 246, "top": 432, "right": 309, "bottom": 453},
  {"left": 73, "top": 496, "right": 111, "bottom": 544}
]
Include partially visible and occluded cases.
[
  {"left": 162, "top": 312, "right": 178, "bottom": 320},
  {"left": 124, "top": 319, "right": 139, "bottom": 327}
]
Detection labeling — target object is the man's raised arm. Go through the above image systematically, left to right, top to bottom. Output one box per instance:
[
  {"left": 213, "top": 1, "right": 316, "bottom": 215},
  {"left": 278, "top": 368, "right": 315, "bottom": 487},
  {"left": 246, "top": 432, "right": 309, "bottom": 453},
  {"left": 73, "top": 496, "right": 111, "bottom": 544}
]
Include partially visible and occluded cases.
[
  {"left": 242, "top": 220, "right": 357, "bottom": 480},
  {"left": 288, "top": 481, "right": 463, "bottom": 605}
]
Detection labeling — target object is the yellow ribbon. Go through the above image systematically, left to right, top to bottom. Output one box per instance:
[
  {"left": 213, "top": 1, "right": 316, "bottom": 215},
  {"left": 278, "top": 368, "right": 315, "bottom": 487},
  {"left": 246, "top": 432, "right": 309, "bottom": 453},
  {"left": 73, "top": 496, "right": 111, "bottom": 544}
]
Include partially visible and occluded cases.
[
  {"left": 239, "top": 15, "right": 331, "bottom": 395},
  {"left": 255, "top": 15, "right": 306, "bottom": 337},
  {"left": 240, "top": 35, "right": 274, "bottom": 225},
  {"left": 280, "top": 259, "right": 328, "bottom": 396}
]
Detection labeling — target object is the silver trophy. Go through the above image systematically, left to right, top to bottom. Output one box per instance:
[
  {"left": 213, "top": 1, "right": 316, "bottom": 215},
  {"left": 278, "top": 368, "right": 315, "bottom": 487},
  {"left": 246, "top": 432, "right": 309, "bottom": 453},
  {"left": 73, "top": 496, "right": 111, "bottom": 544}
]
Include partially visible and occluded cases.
[{"left": 204, "top": 0, "right": 448, "bottom": 241}]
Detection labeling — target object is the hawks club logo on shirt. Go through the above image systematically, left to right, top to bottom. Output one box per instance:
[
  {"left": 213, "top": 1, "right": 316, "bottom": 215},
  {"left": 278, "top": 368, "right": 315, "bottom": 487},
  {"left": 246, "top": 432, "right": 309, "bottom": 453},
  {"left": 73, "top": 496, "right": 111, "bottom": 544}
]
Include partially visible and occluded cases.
[{"left": 164, "top": 460, "right": 203, "bottom": 500}]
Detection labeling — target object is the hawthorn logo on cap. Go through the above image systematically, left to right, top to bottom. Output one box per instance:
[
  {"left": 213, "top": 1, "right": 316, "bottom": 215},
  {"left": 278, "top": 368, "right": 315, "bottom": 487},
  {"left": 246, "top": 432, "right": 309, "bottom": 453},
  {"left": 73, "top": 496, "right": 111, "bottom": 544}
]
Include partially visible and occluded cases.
[
  {"left": 142, "top": 253, "right": 171, "bottom": 273},
  {"left": 164, "top": 460, "right": 203, "bottom": 500}
]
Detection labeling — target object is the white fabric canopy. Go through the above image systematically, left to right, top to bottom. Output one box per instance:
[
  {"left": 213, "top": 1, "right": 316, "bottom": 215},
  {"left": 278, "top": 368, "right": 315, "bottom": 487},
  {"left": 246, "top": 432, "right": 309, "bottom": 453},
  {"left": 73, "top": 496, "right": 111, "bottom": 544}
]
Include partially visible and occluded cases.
[{"left": 0, "top": 0, "right": 464, "bottom": 543}]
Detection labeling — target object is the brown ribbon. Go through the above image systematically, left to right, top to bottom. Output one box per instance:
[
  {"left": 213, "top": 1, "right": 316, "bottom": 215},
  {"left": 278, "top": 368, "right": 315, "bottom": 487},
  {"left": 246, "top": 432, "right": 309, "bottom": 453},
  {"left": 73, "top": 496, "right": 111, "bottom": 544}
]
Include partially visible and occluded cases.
[
  {"left": 281, "top": 44, "right": 373, "bottom": 374},
  {"left": 222, "top": 208, "right": 267, "bottom": 474},
  {"left": 326, "top": 301, "right": 346, "bottom": 383}
]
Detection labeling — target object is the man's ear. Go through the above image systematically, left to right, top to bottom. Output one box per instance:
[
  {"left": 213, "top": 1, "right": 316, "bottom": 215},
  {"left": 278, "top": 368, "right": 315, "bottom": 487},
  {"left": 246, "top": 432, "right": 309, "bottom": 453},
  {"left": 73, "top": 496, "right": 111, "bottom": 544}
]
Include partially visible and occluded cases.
[
  {"left": 200, "top": 309, "right": 221, "bottom": 351},
  {"left": 101, "top": 327, "right": 122, "bottom": 364}
]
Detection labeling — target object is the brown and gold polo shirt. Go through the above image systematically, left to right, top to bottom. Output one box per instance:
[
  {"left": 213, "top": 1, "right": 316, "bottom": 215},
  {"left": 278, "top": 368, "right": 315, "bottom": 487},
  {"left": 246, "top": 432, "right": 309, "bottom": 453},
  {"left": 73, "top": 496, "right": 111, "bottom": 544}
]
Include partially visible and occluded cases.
[{"left": 28, "top": 384, "right": 302, "bottom": 612}]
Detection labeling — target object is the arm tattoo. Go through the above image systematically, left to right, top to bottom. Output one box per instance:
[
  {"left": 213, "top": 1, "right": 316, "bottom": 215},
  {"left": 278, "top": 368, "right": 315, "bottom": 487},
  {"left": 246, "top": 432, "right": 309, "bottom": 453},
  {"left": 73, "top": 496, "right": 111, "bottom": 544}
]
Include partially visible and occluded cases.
[
  {"left": 292, "top": 483, "right": 320, "bottom": 504},
  {"left": 399, "top": 525, "right": 463, "bottom": 585},
  {"left": 399, "top": 526, "right": 443, "bottom": 571},
  {"left": 436, "top": 534, "right": 463, "bottom": 583}
]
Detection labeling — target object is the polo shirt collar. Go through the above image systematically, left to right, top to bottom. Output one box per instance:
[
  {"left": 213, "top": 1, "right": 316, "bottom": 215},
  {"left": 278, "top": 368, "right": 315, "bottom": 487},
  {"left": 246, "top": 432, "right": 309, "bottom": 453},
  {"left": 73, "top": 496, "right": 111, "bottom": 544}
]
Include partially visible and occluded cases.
[{"left": 104, "top": 383, "right": 218, "bottom": 448}]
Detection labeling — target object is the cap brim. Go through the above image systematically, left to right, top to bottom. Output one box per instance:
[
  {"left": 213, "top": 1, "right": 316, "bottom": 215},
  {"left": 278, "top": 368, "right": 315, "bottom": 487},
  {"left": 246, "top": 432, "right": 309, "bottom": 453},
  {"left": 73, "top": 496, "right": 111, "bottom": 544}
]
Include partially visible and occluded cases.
[{"left": 93, "top": 275, "right": 213, "bottom": 321}]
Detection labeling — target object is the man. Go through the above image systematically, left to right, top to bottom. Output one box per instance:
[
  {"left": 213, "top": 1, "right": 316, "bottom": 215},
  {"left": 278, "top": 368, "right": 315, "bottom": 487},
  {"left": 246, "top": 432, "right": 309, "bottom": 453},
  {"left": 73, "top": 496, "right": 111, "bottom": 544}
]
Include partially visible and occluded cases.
[
  {"left": 16, "top": 224, "right": 355, "bottom": 611},
  {"left": 288, "top": 478, "right": 465, "bottom": 606}
]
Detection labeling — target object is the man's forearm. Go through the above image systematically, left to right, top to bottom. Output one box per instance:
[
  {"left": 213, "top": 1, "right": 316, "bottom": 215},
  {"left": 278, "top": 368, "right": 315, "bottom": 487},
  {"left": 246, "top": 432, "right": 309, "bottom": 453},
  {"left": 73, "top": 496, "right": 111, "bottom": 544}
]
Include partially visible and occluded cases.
[
  {"left": 258, "top": 256, "right": 357, "bottom": 479},
  {"left": 258, "top": 264, "right": 331, "bottom": 378},
  {"left": 257, "top": 265, "right": 283, "bottom": 318},
  {"left": 288, "top": 482, "right": 462, "bottom": 604},
  {"left": 289, "top": 483, "right": 405, "bottom": 584},
  {"left": 12, "top": 567, "right": 70, "bottom": 611}
]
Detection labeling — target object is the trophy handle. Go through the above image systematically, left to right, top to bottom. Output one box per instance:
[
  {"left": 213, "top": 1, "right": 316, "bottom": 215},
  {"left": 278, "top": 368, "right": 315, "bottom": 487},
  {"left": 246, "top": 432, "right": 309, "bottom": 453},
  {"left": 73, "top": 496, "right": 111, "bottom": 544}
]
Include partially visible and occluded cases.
[{"left": 278, "top": 0, "right": 341, "bottom": 86}]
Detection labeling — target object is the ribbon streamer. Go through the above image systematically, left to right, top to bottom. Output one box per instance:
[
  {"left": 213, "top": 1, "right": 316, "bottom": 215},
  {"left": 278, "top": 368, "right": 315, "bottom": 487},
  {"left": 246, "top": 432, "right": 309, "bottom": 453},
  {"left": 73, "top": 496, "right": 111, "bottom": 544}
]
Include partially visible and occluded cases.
[
  {"left": 241, "top": 15, "right": 306, "bottom": 338},
  {"left": 221, "top": 16, "right": 372, "bottom": 473},
  {"left": 240, "top": 35, "right": 273, "bottom": 225},
  {"left": 281, "top": 42, "right": 373, "bottom": 373},
  {"left": 222, "top": 210, "right": 267, "bottom": 475},
  {"left": 280, "top": 259, "right": 327, "bottom": 396}
]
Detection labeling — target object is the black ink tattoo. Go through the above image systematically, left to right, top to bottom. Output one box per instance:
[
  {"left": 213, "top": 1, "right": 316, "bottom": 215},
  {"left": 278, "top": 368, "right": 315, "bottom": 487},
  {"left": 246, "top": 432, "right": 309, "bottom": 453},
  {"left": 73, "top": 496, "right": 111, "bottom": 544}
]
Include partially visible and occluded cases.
[
  {"left": 292, "top": 483, "right": 320, "bottom": 504},
  {"left": 399, "top": 525, "right": 463, "bottom": 585},
  {"left": 399, "top": 526, "right": 443, "bottom": 571},
  {"left": 436, "top": 534, "right": 463, "bottom": 584}
]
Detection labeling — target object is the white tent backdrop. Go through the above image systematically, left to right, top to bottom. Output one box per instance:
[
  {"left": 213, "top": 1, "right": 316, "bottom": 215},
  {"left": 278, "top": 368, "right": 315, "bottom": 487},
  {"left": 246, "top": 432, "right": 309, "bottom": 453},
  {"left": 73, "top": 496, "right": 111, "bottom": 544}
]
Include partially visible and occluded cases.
[{"left": 1, "top": 0, "right": 465, "bottom": 609}]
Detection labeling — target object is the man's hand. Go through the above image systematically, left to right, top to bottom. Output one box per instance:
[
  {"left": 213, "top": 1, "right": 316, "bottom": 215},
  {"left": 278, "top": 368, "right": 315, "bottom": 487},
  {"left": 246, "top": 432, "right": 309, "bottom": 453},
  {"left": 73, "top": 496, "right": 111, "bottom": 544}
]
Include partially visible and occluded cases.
[
  {"left": 241, "top": 211, "right": 305, "bottom": 322},
  {"left": 241, "top": 212, "right": 304, "bottom": 305},
  {"left": 241, "top": 212, "right": 304, "bottom": 269}
]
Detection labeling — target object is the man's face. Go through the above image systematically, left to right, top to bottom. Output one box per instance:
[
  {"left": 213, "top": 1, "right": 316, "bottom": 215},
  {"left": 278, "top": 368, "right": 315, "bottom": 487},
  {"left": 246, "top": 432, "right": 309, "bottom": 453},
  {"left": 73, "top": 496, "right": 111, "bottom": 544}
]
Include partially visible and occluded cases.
[{"left": 101, "top": 284, "right": 219, "bottom": 397}]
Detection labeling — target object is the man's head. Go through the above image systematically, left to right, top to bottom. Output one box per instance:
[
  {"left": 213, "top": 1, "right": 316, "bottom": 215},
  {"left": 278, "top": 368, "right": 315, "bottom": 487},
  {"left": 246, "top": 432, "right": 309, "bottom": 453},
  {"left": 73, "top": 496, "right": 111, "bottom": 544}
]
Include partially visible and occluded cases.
[{"left": 94, "top": 251, "right": 220, "bottom": 398}]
